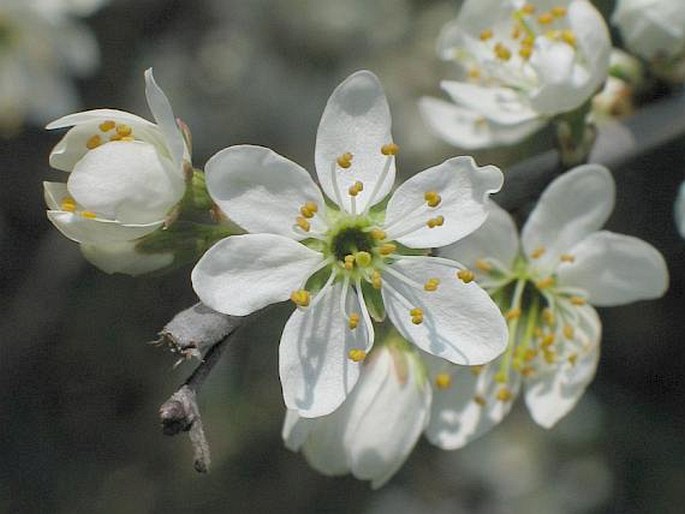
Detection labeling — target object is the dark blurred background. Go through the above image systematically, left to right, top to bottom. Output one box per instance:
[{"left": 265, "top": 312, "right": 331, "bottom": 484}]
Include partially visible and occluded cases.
[{"left": 1, "top": 1, "right": 683, "bottom": 513}]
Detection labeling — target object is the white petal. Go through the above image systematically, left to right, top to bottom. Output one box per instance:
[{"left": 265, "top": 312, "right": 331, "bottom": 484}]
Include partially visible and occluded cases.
[
  {"left": 570, "top": 0, "right": 611, "bottom": 80},
  {"left": 529, "top": 40, "right": 578, "bottom": 114},
  {"left": 144, "top": 69, "right": 186, "bottom": 166},
  {"left": 314, "top": 71, "right": 394, "bottom": 212},
  {"left": 440, "top": 81, "right": 539, "bottom": 125},
  {"left": 418, "top": 96, "right": 545, "bottom": 150},
  {"left": 67, "top": 141, "right": 184, "bottom": 224},
  {"left": 204, "top": 145, "right": 326, "bottom": 240},
  {"left": 384, "top": 156, "right": 503, "bottom": 248},
  {"left": 522, "top": 164, "right": 615, "bottom": 272},
  {"left": 44, "top": 181, "right": 68, "bottom": 210},
  {"left": 439, "top": 201, "right": 519, "bottom": 272},
  {"left": 47, "top": 210, "right": 162, "bottom": 245},
  {"left": 557, "top": 231, "right": 669, "bottom": 306},
  {"left": 191, "top": 234, "right": 324, "bottom": 316},
  {"left": 80, "top": 241, "right": 173, "bottom": 276},
  {"left": 381, "top": 258, "right": 508, "bottom": 365},
  {"left": 279, "top": 281, "right": 373, "bottom": 417},
  {"left": 525, "top": 305, "right": 601, "bottom": 428},
  {"left": 343, "top": 347, "right": 431, "bottom": 488},
  {"left": 425, "top": 354, "right": 520, "bottom": 450},
  {"left": 282, "top": 410, "right": 315, "bottom": 452}
]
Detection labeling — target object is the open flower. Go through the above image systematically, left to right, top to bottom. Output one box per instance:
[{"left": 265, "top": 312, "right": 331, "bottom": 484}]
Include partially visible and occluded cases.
[
  {"left": 419, "top": 0, "right": 610, "bottom": 149},
  {"left": 44, "top": 69, "right": 188, "bottom": 273},
  {"left": 192, "top": 70, "right": 508, "bottom": 418},
  {"left": 426, "top": 164, "right": 668, "bottom": 448},
  {"left": 283, "top": 339, "right": 431, "bottom": 488}
]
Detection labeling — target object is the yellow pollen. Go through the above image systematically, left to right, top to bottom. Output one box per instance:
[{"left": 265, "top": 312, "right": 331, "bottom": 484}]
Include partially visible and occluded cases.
[
  {"left": 521, "top": 3, "right": 535, "bottom": 15},
  {"left": 552, "top": 6, "right": 567, "bottom": 17},
  {"left": 537, "top": 12, "right": 554, "bottom": 24},
  {"left": 511, "top": 24, "right": 522, "bottom": 39},
  {"left": 479, "top": 28, "right": 494, "bottom": 41},
  {"left": 561, "top": 29, "right": 576, "bottom": 47},
  {"left": 522, "top": 34, "right": 535, "bottom": 46},
  {"left": 494, "top": 42, "right": 512, "bottom": 61},
  {"left": 519, "top": 45, "right": 533, "bottom": 59},
  {"left": 468, "top": 67, "right": 481, "bottom": 80},
  {"left": 98, "top": 120, "right": 115, "bottom": 132},
  {"left": 115, "top": 123, "right": 132, "bottom": 137},
  {"left": 86, "top": 134, "right": 102, "bottom": 149},
  {"left": 119, "top": 136, "right": 134, "bottom": 142},
  {"left": 381, "top": 143, "right": 399, "bottom": 156},
  {"left": 337, "top": 152, "right": 353, "bottom": 168},
  {"left": 348, "top": 180, "right": 364, "bottom": 197},
  {"left": 424, "top": 191, "right": 442, "bottom": 208},
  {"left": 60, "top": 197, "right": 76, "bottom": 212},
  {"left": 300, "top": 201, "right": 318, "bottom": 218},
  {"left": 80, "top": 210, "right": 97, "bottom": 219},
  {"left": 426, "top": 215, "right": 445, "bottom": 229},
  {"left": 295, "top": 216, "right": 311, "bottom": 232},
  {"left": 370, "top": 228, "right": 386, "bottom": 240},
  {"left": 379, "top": 243, "right": 396, "bottom": 256},
  {"left": 531, "top": 246, "right": 546, "bottom": 259},
  {"left": 355, "top": 251, "right": 372, "bottom": 267},
  {"left": 343, "top": 254, "right": 355, "bottom": 271},
  {"left": 560, "top": 254, "right": 575, "bottom": 263},
  {"left": 475, "top": 259, "right": 492, "bottom": 273},
  {"left": 457, "top": 269, "right": 474, "bottom": 283},
  {"left": 371, "top": 270, "right": 382, "bottom": 289},
  {"left": 535, "top": 276, "right": 555, "bottom": 289},
  {"left": 424, "top": 278, "right": 440, "bottom": 292},
  {"left": 290, "top": 289, "right": 310, "bottom": 307},
  {"left": 570, "top": 295, "right": 587, "bottom": 306},
  {"left": 410, "top": 307, "right": 424, "bottom": 325},
  {"left": 505, "top": 308, "right": 521, "bottom": 321},
  {"left": 542, "top": 308, "right": 555, "bottom": 326},
  {"left": 348, "top": 313, "right": 360, "bottom": 330},
  {"left": 563, "top": 324, "right": 575, "bottom": 339},
  {"left": 534, "top": 327, "right": 543, "bottom": 338},
  {"left": 541, "top": 333, "right": 556, "bottom": 348},
  {"left": 348, "top": 349, "right": 367, "bottom": 362},
  {"left": 524, "top": 349, "right": 538, "bottom": 361},
  {"left": 543, "top": 350, "right": 556, "bottom": 364},
  {"left": 568, "top": 353, "right": 578, "bottom": 366},
  {"left": 471, "top": 365, "right": 484, "bottom": 376},
  {"left": 521, "top": 366, "right": 535, "bottom": 377},
  {"left": 494, "top": 371, "right": 508, "bottom": 384},
  {"left": 435, "top": 373, "right": 452, "bottom": 390},
  {"left": 496, "top": 388, "right": 513, "bottom": 402},
  {"left": 474, "top": 395, "right": 487, "bottom": 406}
]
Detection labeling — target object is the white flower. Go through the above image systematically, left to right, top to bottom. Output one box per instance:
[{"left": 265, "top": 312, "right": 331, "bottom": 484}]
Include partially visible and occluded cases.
[
  {"left": 0, "top": 0, "right": 106, "bottom": 131},
  {"left": 419, "top": 0, "right": 610, "bottom": 149},
  {"left": 612, "top": 0, "right": 685, "bottom": 62},
  {"left": 44, "top": 69, "right": 188, "bottom": 260},
  {"left": 192, "top": 70, "right": 508, "bottom": 418},
  {"left": 427, "top": 164, "right": 668, "bottom": 448},
  {"left": 676, "top": 181, "right": 685, "bottom": 239},
  {"left": 283, "top": 341, "right": 432, "bottom": 489}
]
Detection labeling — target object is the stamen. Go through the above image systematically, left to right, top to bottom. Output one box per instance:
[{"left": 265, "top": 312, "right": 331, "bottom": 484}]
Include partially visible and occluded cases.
[
  {"left": 521, "top": 3, "right": 535, "bottom": 14},
  {"left": 552, "top": 6, "right": 567, "bottom": 17},
  {"left": 537, "top": 12, "right": 554, "bottom": 24},
  {"left": 479, "top": 28, "right": 494, "bottom": 41},
  {"left": 561, "top": 29, "right": 576, "bottom": 47},
  {"left": 494, "top": 42, "right": 512, "bottom": 61},
  {"left": 519, "top": 45, "right": 533, "bottom": 59},
  {"left": 468, "top": 68, "right": 481, "bottom": 80},
  {"left": 98, "top": 120, "right": 115, "bottom": 132},
  {"left": 116, "top": 123, "right": 132, "bottom": 136},
  {"left": 86, "top": 134, "right": 102, "bottom": 149},
  {"left": 380, "top": 143, "right": 399, "bottom": 156},
  {"left": 336, "top": 152, "right": 353, "bottom": 169},
  {"left": 329, "top": 161, "right": 344, "bottom": 208},
  {"left": 348, "top": 180, "right": 364, "bottom": 197},
  {"left": 424, "top": 191, "right": 442, "bottom": 208},
  {"left": 60, "top": 197, "right": 76, "bottom": 212},
  {"left": 300, "top": 201, "right": 318, "bottom": 218},
  {"left": 80, "top": 211, "right": 97, "bottom": 219},
  {"left": 426, "top": 215, "right": 445, "bottom": 228},
  {"left": 295, "top": 216, "right": 311, "bottom": 232},
  {"left": 370, "top": 228, "right": 386, "bottom": 240},
  {"left": 379, "top": 243, "right": 396, "bottom": 256},
  {"left": 531, "top": 246, "right": 546, "bottom": 259},
  {"left": 355, "top": 251, "right": 372, "bottom": 267},
  {"left": 560, "top": 253, "right": 575, "bottom": 263},
  {"left": 343, "top": 254, "right": 355, "bottom": 271},
  {"left": 475, "top": 259, "right": 492, "bottom": 272},
  {"left": 457, "top": 269, "right": 474, "bottom": 283},
  {"left": 371, "top": 270, "right": 382, "bottom": 289},
  {"left": 535, "top": 276, "right": 555, "bottom": 289},
  {"left": 424, "top": 278, "right": 440, "bottom": 292},
  {"left": 290, "top": 289, "right": 310, "bottom": 307},
  {"left": 570, "top": 295, "right": 587, "bottom": 306},
  {"left": 410, "top": 307, "right": 424, "bottom": 325},
  {"left": 505, "top": 308, "right": 521, "bottom": 320},
  {"left": 542, "top": 308, "right": 555, "bottom": 325},
  {"left": 348, "top": 312, "right": 360, "bottom": 330},
  {"left": 563, "top": 324, "right": 574, "bottom": 339},
  {"left": 541, "top": 333, "right": 555, "bottom": 348},
  {"left": 348, "top": 349, "right": 367, "bottom": 362},
  {"left": 524, "top": 349, "right": 538, "bottom": 361},
  {"left": 543, "top": 350, "right": 556, "bottom": 363},
  {"left": 568, "top": 353, "right": 578, "bottom": 366},
  {"left": 470, "top": 365, "right": 484, "bottom": 376},
  {"left": 521, "top": 366, "right": 535, "bottom": 377},
  {"left": 494, "top": 370, "right": 507, "bottom": 383},
  {"left": 435, "top": 373, "right": 452, "bottom": 390},
  {"left": 496, "top": 388, "right": 513, "bottom": 402},
  {"left": 474, "top": 395, "right": 487, "bottom": 406}
]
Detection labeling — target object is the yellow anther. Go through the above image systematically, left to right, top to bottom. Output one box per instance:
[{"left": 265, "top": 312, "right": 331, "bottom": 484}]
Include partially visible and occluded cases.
[
  {"left": 521, "top": 3, "right": 536, "bottom": 14},
  {"left": 552, "top": 6, "right": 567, "bottom": 17},
  {"left": 537, "top": 12, "right": 554, "bottom": 24},
  {"left": 511, "top": 23, "right": 522, "bottom": 39},
  {"left": 479, "top": 29, "right": 494, "bottom": 41},
  {"left": 546, "top": 29, "right": 562, "bottom": 41},
  {"left": 561, "top": 29, "right": 576, "bottom": 47},
  {"left": 522, "top": 34, "right": 535, "bottom": 46},
  {"left": 494, "top": 42, "right": 512, "bottom": 61},
  {"left": 519, "top": 45, "right": 533, "bottom": 59},
  {"left": 468, "top": 67, "right": 481, "bottom": 80},
  {"left": 98, "top": 120, "right": 115, "bottom": 132},
  {"left": 115, "top": 123, "right": 132, "bottom": 137},
  {"left": 86, "top": 134, "right": 102, "bottom": 149},
  {"left": 119, "top": 136, "right": 134, "bottom": 142},
  {"left": 380, "top": 143, "right": 399, "bottom": 156},
  {"left": 336, "top": 152, "right": 353, "bottom": 168},
  {"left": 348, "top": 180, "right": 364, "bottom": 197},
  {"left": 424, "top": 191, "right": 442, "bottom": 208},
  {"left": 60, "top": 197, "right": 76, "bottom": 212},
  {"left": 300, "top": 201, "right": 318, "bottom": 218},
  {"left": 304, "top": 201, "right": 318, "bottom": 213},
  {"left": 80, "top": 210, "right": 97, "bottom": 219},
  {"left": 426, "top": 215, "right": 445, "bottom": 229},
  {"left": 295, "top": 216, "right": 311, "bottom": 232},
  {"left": 370, "top": 228, "right": 386, "bottom": 240},
  {"left": 379, "top": 243, "right": 396, "bottom": 256},
  {"left": 531, "top": 246, "right": 546, "bottom": 259},
  {"left": 355, "top": 251, "right": 372, "bottom": 267},
  {"left": 560, "top": 253, "right": 575, "bottom": 263},
  {"left": 344, "top": 254, "right": 355, "bottom": 271},
  {"left": 475, "top": 259, "right": 492, "bottom": 273},
  {"left": 457, "top": 269, "right": 474, "bottom": 283},
  {"left": 371, "top": 270, "right": 382, "bottom": 289},
  {"left": 535, "top": 276, "right": 555, "bottom": 289},
  {"left": 424, "top": 278, "right": 440, "bottom": 292},
  {"left": 290, "top": 289, "right": 310, "bottom": 307},
  {"left": 570, "top": 295, "right": 587, "bottom": 306},
  {"left": 410, "top": 307, "right": 424, "bottom": 325},
  {"left": 505, "top": 308, "right": 521, "bottom": 321},
  {"left": 542, "top": 308, "right": 555, "bottom": 326},
  {"left": 348, "top": 313, "right": 360, "bottom": 330},
  {"left": 563, "top": 324, "right": 574, "bottom": 339},
  {"left": 534, "top": 327, "right": 543, "bottom": 338},
  {"left": 541, "top": 333, "right": 556, "bottom": 348},
  {"left": 348, "top": 348, "right": 367, "bottom": 362},
  {"left": 524, "top": 348, "right": 538, "bottom": 361},
  {"left": 543, "top": 350, "right": 556, "bottom": 364},
  {"left": 568, "top": 353, "right": 578, "bottom": 366},
  {"left": 470, "top": 365, "right": 484, "bottom": 376},
  {"left": 521, "top": 366, "right": 535, "bottom": 377},
  {"left": 494, "top": 370, "right": 508, "bottom": 384},
  {"left": 435, "top": 373, "right": 452, "bottom": 390},
  {"left": 496, "top": 388, "right": 513, "bottom": 402},
  {"left": 474, "top": 395, "right": 487, "bottom": 406}
]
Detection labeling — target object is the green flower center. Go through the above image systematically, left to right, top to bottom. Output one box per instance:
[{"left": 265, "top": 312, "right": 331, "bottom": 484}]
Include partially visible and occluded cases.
[{"left": 330, "top": 223, "right": 375, "bottom": 262}]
